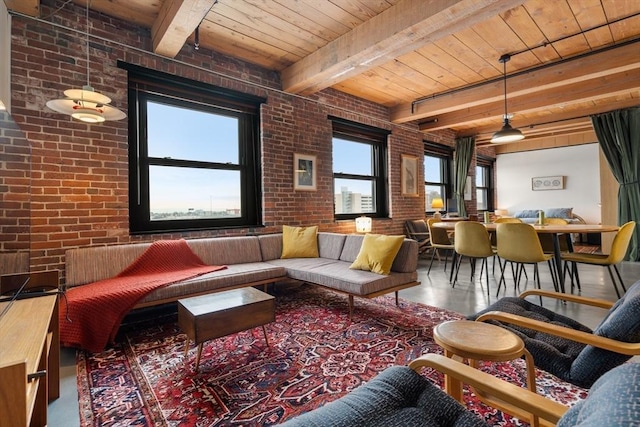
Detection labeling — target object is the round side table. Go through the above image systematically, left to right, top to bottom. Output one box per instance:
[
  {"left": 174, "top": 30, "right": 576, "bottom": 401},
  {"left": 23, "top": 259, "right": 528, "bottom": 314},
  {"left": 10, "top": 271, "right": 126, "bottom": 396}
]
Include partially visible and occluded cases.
[{"left": 433, "top": 319, "right": 536, "bottom": 403}]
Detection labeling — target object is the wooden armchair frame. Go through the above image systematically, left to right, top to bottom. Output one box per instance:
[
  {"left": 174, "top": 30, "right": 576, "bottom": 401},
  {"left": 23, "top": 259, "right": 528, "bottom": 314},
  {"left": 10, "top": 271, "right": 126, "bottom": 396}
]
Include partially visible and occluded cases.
[
  {"left": 476, "top": 289, "right": 640, "bottom": 355},
  {"left": 409, "top": 353, "right": 566, "bottom": 427}
]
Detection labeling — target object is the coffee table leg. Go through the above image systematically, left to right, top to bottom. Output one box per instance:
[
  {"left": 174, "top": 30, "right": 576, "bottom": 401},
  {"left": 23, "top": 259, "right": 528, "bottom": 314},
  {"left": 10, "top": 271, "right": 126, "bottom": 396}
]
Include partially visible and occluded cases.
[
  {"left": 262, "top": 325, "right": 270, "bottom": 347},
  {"left": 183, "top": 339, "right": 190, "bottom": 358},
  {"left": 195, "top": 343, "right": 203, "bottom": 372}
]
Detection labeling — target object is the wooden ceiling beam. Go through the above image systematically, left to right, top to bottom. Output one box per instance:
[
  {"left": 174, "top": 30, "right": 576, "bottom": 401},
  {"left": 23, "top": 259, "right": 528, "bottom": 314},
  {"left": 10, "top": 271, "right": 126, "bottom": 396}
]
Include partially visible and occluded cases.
[
  {"left": 4, "top": 0, "right": 39, "bottom": 16},
  {"left": 151, "top": 0, "right": 216, "bottom": 58},
  {"left": 280, "top": 0, "right": 524, "bottom": 95},
  {"left": 393, "top": 41, "right": 640, "bottom": 124},
  {"left": 418, "top": 68, "right": 640, "bottom": 131},
  {"left": 458, "top": 96, "right": 640, "bottom": 138}
]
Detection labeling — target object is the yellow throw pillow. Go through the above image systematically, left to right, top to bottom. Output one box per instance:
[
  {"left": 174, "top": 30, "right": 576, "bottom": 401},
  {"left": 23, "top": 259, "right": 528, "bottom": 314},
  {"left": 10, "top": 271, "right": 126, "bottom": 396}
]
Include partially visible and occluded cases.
[
  {"left": 281, "top": 225, "right": 319, "bottom": 258},
  {"left": 350, "top": 233, "right": 405, "bottom": 275}
]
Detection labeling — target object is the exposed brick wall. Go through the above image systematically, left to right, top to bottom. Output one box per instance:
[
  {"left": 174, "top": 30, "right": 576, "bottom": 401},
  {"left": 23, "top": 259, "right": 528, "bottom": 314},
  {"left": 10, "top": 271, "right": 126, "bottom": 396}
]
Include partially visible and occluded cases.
[{"left": 6, "top": 0, "right": 466, "bottom": 281}]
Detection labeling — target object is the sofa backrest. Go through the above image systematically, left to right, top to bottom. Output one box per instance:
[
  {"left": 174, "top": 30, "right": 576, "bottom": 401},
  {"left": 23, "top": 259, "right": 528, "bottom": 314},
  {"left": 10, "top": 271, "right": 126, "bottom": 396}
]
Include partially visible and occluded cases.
[
  {"left": 258, "top": 232, "right": 347, "bottom": 262},
  {"left": 186, "top": 236, "right": 262, "bottom": 266},
  {"left": 66, "top": 243, "right": 151, "bottom": 287}
]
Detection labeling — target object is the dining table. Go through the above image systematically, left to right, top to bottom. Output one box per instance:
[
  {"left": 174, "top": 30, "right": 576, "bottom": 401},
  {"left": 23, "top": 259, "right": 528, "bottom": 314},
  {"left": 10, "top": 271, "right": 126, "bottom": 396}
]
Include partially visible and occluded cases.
[{"left": 432, "top": 221, "right": 620, "bottom": 293}]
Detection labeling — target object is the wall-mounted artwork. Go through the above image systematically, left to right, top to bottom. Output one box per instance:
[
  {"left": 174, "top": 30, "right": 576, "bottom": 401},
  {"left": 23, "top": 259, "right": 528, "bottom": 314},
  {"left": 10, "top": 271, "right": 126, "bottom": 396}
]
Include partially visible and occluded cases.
[
  {"left": 293, "top": 153, "right": 316, "bottom": 191},
  {"left": 401, "top": 154, "right": 418, "bottom": 196},
  {"left": 532, "top": 175, "right": 564, "bottom": 191}
]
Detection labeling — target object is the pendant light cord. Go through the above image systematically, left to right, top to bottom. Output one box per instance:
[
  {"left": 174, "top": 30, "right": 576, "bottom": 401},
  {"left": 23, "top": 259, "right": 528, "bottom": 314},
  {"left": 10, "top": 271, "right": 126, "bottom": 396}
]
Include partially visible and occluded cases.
[
  {"left": 85, "top": 1, "right": 90, "bottom": 88},
  {"left": 500, "top": 54, "right": 510, "bottom": 123}
]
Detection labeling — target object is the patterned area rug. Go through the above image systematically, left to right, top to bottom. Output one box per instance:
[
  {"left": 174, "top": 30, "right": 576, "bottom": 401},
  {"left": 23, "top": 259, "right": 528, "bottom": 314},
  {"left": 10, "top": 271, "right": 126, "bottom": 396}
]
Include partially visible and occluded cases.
[{"left": 77, "top": 284, "right": 587, "bottom": 426}]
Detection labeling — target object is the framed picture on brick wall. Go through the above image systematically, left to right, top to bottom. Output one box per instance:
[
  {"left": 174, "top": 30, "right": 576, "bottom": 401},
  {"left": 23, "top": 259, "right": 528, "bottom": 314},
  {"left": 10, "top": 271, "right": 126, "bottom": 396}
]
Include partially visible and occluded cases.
[
  {"left": 294, "top": 153, "right": 316, "bottom": 191},
  {"left": 401, "top": 154, "right": 419, "bottom": 196}
]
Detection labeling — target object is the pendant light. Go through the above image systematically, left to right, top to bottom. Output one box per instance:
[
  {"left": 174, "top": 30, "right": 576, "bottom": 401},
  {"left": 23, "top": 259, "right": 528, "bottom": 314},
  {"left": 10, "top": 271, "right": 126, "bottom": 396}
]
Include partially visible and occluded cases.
[
  {"left": 46, "top": 2, "right": 126, "bottom": 123},
  {"left": 491, "top": 54, "right": 523, "bottom": 143}
]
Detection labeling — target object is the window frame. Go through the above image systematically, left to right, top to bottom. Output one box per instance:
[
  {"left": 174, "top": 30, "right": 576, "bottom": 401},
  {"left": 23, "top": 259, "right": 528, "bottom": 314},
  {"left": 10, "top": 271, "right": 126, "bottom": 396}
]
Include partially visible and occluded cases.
[
  {"left": 120, "top": 62, "right": 265, "bottom": 234},
  {"left": 331, "top": 117, "right": 390, "bottom": 220},
  {"left": 424, "top": 142, "right": 453, "bottom": 214},
  {"left": 476, "top": 155, "right": 495, "bottom": 213}
]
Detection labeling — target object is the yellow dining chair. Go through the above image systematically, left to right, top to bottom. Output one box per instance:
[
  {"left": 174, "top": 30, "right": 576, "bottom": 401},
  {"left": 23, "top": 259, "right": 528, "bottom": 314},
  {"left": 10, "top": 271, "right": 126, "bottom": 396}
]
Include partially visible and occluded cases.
[
  {"left": 491, "top": 217, "right": 523, "bottom": 275},
  {"left": 538, "top": 217, "right": 580, "bottom": 289},
  {"left": 426, "top": 218, "right": 454, "bottom": 274},
  {"left": 452, "top": 221, "right": 495, "bottom": 298},
  {"left": 561, "top": 221, "right": 636, "bottom": 298},
  {"left": 495, "top": 222, "right": 559, "bottom": 298}
]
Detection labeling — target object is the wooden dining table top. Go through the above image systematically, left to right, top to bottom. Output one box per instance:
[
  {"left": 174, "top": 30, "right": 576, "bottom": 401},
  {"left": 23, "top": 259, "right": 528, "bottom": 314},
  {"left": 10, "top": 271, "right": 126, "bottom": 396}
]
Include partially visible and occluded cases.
[{"left": 432, "top": 221, "right": 620, "bottom": 234}]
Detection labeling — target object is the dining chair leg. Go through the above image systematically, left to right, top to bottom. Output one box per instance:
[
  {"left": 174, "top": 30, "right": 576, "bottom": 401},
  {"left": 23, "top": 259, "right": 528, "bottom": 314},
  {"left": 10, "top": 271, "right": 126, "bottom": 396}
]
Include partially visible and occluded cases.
[
  {"left": 428, "top": 249, "right": 438, "bottom": 274},
  {"left": 452, "top": 254, "right": 463, "bottom": 287},
  {"left": 483, "top": 258, "right": 490, "bottom": 300},
  {"left": 496, "top": 258, "right": 507, "bottom": 297},
  {"left": 546, "top": 259, "right": 559, "bottom": 292},
  {"left": 572, "top": 262, "right": 581, "bottom": 291},
  {"left": 533, "top": 264, "right": 543, "bottom": 305},
  {"left": 613, "top": 264, "right": 627, "bottom": 294},
  {"left": 607, "top": 265, "right": 622, "bottom": 299}
]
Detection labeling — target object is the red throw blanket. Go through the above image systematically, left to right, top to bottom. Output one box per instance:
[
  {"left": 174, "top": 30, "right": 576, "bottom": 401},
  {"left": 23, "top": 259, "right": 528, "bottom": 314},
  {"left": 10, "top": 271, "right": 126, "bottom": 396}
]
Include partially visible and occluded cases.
[{"left": 60, "top": 239, "right": 226, "bottom": 353}]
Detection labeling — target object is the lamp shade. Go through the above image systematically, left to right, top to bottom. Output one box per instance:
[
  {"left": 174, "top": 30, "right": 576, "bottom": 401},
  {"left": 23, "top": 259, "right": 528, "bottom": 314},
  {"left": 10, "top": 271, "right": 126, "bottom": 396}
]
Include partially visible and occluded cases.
[
  {"left": 46, "top": 86, "right": 126, "bottom": 123},
  {"left": 491, "top": 119, "right": 524, "bottom": 143},
  {"left": 431, "top": 197, "right": 444, "bottom": 210},
  {"left": 494, "top": 209, "right": 509, "bottom": 217},
  {"left": 355, "top": 216, "right": 372, "bottom": 233}
]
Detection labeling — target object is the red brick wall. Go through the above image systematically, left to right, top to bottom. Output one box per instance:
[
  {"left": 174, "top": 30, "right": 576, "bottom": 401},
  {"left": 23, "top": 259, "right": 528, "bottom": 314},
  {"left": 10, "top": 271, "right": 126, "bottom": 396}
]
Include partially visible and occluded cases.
[{"left": 7, "top": 2, "right": 468, "bottom": 281}]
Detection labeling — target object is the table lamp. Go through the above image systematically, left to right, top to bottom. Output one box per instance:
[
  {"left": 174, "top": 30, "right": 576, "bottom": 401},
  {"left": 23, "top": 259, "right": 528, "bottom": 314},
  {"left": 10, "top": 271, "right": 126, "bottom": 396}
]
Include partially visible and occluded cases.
[
  {"left": 431, "top": 197, "right": 444, "bottom": 219},
  {"left": 355, "top": 216, "right": 372, "bottom": 233}
]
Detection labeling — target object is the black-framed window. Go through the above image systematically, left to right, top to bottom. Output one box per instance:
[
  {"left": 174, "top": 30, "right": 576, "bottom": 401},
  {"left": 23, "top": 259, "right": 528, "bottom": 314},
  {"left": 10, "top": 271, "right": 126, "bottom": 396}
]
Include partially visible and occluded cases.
[
  {"left": 120, "top": 62, "right": 265, "bottom": 234},
  {"left": 331, "top": 117, "right": 389, "bottom": 219},
  {"left": 424, "top": 142, "right": 453, "bottom": 214},
  {"left": 476, "top": 156, "right": 495, "bottom": 212}
]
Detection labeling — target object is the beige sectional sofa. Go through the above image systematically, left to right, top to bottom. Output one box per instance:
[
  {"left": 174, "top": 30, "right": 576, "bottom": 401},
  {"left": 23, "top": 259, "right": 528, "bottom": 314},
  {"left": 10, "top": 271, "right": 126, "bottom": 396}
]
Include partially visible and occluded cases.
[{"left": 65, "top": 232, "right": 419, "bottom": 317}]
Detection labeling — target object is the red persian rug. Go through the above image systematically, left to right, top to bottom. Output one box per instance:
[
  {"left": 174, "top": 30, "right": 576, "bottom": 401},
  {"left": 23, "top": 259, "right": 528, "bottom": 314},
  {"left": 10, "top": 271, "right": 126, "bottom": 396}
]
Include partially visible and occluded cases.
[{"left": 77, "top": 284, "right": 587, "bottom": 426}]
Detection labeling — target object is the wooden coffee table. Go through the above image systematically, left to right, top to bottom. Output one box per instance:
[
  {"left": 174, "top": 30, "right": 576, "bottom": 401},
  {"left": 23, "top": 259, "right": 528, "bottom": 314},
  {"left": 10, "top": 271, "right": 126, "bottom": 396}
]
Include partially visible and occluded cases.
[{"left": 178, "top": 287, "right": 275, "bottom": 372}]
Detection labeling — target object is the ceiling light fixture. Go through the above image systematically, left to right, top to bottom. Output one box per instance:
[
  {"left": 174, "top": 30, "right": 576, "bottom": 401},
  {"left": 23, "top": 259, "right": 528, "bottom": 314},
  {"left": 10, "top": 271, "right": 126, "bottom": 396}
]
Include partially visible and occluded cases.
[
  {"left": 46, "top": 2, "right": 126, "bottom": 123},
  {"left": 491, "top": 54, "right": 523, "bottom": 143}
]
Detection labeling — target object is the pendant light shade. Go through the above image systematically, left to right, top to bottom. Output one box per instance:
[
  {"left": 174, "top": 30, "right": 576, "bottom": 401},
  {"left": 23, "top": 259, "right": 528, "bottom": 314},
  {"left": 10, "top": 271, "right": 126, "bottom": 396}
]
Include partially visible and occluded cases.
[
  {"left": 46, "top": 3, "right": 126, "bottom": 123},
  {"left": 491, "top": 54, "right": 523, "bottom": 143}
]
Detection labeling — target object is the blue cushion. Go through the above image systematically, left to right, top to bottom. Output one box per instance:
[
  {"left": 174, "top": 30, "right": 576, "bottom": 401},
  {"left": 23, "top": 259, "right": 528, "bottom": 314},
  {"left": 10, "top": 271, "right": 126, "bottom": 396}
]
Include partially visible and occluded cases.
[
  {"left": 544, "top": 208, "right": 573, "bottom": 219},
  {"left": 514, "top": 209, "right": 540, "bottom": 219},
  {"left": 571, "top": 280, "right": 640, "bottom": 386},
  {"left": 557, "top": 363, "right": 640, "bottom": 426},
  {"left": 279, "top": 365, "right": 488, "bottom": 427}
]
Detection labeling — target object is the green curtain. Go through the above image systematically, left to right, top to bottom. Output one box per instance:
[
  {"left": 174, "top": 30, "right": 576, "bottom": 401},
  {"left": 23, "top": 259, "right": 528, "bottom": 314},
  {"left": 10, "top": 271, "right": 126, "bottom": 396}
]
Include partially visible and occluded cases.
[
  {"left": 591, "top": 106, "right": 640, "bottom": 261},
  {"left": 454, "top": 136, "right": 475, "bottom": 217}
]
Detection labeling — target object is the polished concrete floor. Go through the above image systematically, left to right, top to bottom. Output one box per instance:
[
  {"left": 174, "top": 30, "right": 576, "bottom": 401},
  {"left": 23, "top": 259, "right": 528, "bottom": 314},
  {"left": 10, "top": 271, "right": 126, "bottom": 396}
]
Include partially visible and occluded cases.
[{"left": 48, "top": 253, "right": 639, "bottom": 426}]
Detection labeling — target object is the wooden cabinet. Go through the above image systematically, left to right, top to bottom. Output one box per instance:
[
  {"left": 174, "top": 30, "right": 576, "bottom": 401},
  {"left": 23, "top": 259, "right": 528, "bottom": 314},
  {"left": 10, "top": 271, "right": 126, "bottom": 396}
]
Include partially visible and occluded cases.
[{"left": 0, "top": 294, "right": 59, "bottom": 427}]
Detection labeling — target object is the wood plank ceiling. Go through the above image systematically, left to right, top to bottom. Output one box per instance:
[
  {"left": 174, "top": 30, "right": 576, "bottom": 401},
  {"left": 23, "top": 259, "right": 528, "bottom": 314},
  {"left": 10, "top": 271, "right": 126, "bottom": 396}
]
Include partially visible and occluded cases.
[{"left": 7, "top": 0, "right": 640, "bottom": 148}]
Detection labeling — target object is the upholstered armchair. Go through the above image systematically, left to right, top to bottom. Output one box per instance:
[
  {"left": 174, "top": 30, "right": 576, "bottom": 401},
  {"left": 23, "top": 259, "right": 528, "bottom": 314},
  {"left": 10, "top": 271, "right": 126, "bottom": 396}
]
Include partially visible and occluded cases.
[
  {"left": 404, "top": 219, "right": 430, "bottom": 256},
  {"left": 468, "top": 280, "right": 640, "bottom": 388},
  {"left": 279, "top": 353, "right": 640, "bottom": 427}
]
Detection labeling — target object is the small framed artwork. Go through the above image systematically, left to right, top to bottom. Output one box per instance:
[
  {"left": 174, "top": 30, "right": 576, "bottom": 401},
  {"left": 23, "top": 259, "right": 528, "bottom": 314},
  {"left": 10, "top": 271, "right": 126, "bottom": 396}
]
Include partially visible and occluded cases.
[
  {"left": 293, "top": 153, "right": 316, "bottom": 191},
  {"left": 401, "top": 154, "right": 419, "bottom": 196},
  {"left": 532, "top": 175, "right": 565, "bottom": 191}
]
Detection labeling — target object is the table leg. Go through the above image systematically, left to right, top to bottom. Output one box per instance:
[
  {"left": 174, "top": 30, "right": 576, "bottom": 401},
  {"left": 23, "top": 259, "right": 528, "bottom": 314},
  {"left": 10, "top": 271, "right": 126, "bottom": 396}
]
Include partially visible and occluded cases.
[
  {"left": 262, "top": 325, "right": 270, "bottom": 347},
  {"left": 183, "top": 340, "right": 190, "bottom": 357},
  {"left": 195, "top": 343, "right": 203, "bottom": 372},
  {"left": 442, "top": 348, "right": 463, "bottom": 403}
]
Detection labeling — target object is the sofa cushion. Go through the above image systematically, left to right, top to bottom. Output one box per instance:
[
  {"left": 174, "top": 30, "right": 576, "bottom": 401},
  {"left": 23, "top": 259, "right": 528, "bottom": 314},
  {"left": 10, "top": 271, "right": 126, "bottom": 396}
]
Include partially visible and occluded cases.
[
  {"left": 545, "top": 207, "right": 573, "bottom": 219},
  {"left": 513, "top": 209, "right": 540, "bottom": 219},
  {"left": 282, "top": 225, "right": 319, "bottom": 258},
  {"left": 350, "top": 234, "right": 405, "bottom": 275},
  {"left": 268, "top": 258, "right": 417, "bottom": 296},
  {"left": 137, "top": 262, "right": 286, "bottom": 304},
  {"left": 279, "top": 365, "right": 488, "bottom": 427}
]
